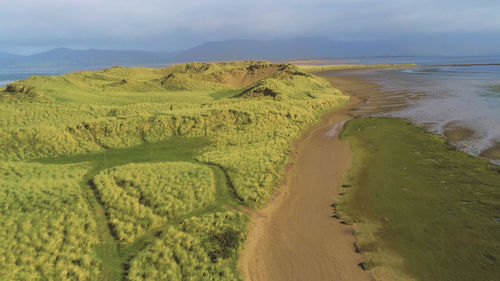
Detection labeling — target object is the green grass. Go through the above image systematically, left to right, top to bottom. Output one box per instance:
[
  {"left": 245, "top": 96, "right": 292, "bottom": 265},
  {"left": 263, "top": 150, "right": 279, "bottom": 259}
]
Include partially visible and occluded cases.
[
  {"left": 0, "top": 61, "right": 347, "bottom": 280},
  {"left": 0, "top": 61, "right": 348, "bottom": 205},
  {"left": 339, "top": 117, "right": 500, "bottom": 281},
  {"left": 35, "top": 136, "right": 245, "bottom": 281},
  {"left": 36, "top": 136, "right": 210, "bottom": 165},
  {"left": 0, "top": 162, "right": 101, "bottom": 280},
  {"left": 93, "top": 162, "right": 217, "bottom": 243}
]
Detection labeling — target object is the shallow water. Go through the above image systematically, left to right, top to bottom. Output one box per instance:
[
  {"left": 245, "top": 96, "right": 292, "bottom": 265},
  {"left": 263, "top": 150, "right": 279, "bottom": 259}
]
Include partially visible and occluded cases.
[
  {"left": 296, "top": 55, "right": 500, "bottom": 66},
  {"left": 349, "top": 64, "right": 500, "bottom": 164},
  {"left": 0, "top": 69, "right": 66, "bottom": 87}
]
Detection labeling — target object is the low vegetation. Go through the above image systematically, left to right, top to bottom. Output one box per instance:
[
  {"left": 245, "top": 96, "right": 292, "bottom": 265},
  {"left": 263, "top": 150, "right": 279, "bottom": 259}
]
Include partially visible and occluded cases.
[
  {"left": 0, "top": 61, "right": 347, "bottom": 280},
  {"left": 339, "top": 117, "right": 500, "bottom": 281},
  {"left": 0, "top": 162, "right": 100, "bottom": 280},
  {"left": 93, "top": 162, "right": 216, "bottom": 243},
  {"left": 128, "top": 211, "right": 247, "bottom": 281}
]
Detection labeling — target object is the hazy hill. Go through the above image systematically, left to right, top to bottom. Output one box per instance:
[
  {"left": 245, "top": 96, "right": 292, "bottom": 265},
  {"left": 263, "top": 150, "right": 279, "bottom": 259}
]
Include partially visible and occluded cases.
[
  {"left": 1, "top": 34, "right": 499, "bottom": 70},
  {"left": 173, "top": 34, "right": 500, "bottom": 61},
  {"left": 173, "top": 37, "right": 398, "bottom": 61},
  {"left": 0, "top": 48, "right": 175, "bottom": 69},
  {"left": 0, "top": 51, "right": 20, "bottom": 59}
]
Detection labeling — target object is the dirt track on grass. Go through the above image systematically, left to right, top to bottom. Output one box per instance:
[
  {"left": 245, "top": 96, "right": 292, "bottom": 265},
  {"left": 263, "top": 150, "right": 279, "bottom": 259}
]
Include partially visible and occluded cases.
[{"left": 240, "top": 74, "right": 380, "bottom": 281}]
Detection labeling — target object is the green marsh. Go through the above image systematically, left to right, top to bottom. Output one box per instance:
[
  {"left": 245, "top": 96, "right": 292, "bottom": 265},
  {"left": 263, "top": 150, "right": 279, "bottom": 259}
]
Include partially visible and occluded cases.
[{"left": 340, "top": 117, "right": 500, "bottom": 281}]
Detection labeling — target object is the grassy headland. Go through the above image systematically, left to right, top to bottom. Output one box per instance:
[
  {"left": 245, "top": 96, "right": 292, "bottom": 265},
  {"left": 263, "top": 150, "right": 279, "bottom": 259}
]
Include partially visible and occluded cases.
[
  {"left": 0, "top": 61, "right": 348, "bottom": 280},
  {"left": 339, "top": 117, "right": 500, "bottom": 281}
]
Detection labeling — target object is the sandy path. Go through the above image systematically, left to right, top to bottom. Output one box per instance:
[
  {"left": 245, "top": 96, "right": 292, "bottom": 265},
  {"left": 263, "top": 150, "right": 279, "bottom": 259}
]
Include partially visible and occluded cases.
[{"left": 240, "top": 74, "right": 375, "bottom": 281}]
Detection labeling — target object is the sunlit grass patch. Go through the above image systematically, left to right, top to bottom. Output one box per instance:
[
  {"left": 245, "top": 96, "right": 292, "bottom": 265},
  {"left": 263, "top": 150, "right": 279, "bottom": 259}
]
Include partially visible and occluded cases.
[
  {"left": 0, "top": 162, "right": 100, "bottom": 280},
  {"left": 93, "top": 162, "right": 216, "bottom": 243},
  {"left": 127, "top": 210, "right": 247, "bottom": 281}
]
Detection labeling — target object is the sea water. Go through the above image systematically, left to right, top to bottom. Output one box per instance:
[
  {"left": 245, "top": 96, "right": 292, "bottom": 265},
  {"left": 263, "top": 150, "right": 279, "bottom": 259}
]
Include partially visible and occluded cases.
[
  {"left": 352, "top": 63, "right": 500, "bottom": 164},
  {"left": 0, "top": 69, "right": 67, "bottom": 87}
]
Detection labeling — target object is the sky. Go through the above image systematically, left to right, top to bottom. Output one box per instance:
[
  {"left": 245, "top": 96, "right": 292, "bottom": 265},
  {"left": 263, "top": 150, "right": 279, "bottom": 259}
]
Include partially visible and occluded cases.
[{"left": 1, "top": 0, "right": 499, "bottom": 54}]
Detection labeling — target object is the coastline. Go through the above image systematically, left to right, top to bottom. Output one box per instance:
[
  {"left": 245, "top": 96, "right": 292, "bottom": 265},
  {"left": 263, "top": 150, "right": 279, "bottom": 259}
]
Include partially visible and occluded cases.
[
  {"left": 239, "top": 67, "right": 499, "bottom": 281},
  {"left": 317, "top": 69, "right": 500, "bottom": 281},
  {"left": 239, "top": 77, "right": 373, "bottom": 281}
]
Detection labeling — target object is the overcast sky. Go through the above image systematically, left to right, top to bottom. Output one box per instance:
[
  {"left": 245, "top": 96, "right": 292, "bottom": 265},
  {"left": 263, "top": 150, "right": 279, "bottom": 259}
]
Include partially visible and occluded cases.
[{"left": 1, "top": 0, "right": 499, "bottom": 54}]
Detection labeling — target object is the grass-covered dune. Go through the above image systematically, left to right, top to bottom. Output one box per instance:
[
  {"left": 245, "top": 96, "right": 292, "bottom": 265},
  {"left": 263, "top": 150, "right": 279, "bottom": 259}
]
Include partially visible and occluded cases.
[
  {"left": 0, "top": 61, "right": 348, "bottom": 280},
  {"left": 339, "top": 118, "right": 500, "bottom": 281}
]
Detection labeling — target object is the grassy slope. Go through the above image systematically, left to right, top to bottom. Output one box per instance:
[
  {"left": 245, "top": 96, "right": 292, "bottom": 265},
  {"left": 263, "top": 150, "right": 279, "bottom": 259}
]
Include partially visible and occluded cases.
[
  {"left": 0, "top": 61, "right": 347, "bottom": 280},
  {"left": 339, "top": 118, "right": 500, "bottom": 281},
  {"left": 35, "top": 137, "right": 243, "bottom": 281},
  {"left": 0, "top": 162, "right": 101, "bottom": 280}
]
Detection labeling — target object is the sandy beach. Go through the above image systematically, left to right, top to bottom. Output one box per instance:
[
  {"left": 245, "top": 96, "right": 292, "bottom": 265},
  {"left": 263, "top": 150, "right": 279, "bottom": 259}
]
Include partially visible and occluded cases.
[
  {"left": 240, "top": 70, "right": 428, "bottom": 281},
  {"left": 239, "top": 73, "right": 397, "bottom": 281}
]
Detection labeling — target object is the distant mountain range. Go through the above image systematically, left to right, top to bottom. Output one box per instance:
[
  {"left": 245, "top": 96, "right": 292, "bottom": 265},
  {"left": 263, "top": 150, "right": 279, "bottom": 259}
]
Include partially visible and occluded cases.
[
  {"left": 1, "top": 34, "right": 499, "bottom": 70},
  {"left": 175, "top": 34, "right": 500, "bottom": 61},
  {"left": 0, "top": 48, "right": 176, "bottom": 69},
  {"left": 0, "top": 51, "right": 21, "bottom": 59}
]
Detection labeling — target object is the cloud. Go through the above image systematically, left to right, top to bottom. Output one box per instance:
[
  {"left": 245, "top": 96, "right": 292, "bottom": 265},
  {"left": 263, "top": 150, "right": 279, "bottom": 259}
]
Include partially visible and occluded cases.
[{"left": 1, "top": 0, "right": 499, "bottom": 53}]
